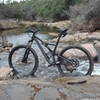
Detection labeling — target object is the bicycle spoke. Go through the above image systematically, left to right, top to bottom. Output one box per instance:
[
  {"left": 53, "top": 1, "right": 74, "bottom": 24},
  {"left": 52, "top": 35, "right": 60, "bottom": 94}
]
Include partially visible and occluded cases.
[
  {"left": 58, "top": 46, "right": 93, "bottom": 76},
  {"left": 10, "top": 47, "right": 36, "bottom": 76}
]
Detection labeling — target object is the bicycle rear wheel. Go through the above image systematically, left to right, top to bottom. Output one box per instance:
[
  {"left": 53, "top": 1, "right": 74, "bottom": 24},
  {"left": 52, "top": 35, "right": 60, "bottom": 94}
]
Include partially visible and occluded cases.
[
  {"left": 8, "top": 45, "right": 39, "bottom": 77},
  {"left": 58, "top": 46, "right": 94, "bottom": 76}
]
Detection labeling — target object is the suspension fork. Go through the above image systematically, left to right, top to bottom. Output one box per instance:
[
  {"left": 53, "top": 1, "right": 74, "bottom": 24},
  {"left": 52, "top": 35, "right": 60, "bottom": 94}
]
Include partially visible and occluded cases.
[{"left": 22, "top": 40, "right": 33, "bottom": 63}]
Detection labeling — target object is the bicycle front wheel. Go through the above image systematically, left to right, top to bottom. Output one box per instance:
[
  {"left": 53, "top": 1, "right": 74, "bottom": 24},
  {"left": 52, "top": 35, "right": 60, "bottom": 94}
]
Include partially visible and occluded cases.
[
  {"left": 8, "top": 45, "right": 39, "bottom": 77},
  {"left": 58, "top": 46, "right": 94, "bottom": 76}
]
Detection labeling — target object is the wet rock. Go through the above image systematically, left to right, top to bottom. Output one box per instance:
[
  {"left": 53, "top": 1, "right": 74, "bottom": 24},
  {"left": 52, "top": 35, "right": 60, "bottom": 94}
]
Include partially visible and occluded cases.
[{"left": 0, "top": 67, "right": 13, "bottom": 80}]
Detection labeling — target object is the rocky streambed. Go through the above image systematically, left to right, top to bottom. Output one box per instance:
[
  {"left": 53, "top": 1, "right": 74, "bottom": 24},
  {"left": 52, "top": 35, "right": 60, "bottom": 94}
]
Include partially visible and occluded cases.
[{"left": 0, "top": 76, "right": 100, "bottom": 100}]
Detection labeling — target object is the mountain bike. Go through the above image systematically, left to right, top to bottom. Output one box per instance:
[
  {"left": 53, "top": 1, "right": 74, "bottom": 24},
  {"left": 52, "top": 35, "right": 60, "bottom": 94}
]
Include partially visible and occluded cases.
[{"left": 8, "top": 28, "right": 94, "bottom": 77}]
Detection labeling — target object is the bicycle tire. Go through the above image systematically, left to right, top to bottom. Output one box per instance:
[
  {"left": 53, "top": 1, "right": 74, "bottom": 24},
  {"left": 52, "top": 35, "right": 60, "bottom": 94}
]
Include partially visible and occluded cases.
[
  {"left": 8, "top": 45, "right": 39, "bottom": 76},
  {"left": 58, "top": 45, "right": 94, "bottom": 76}
]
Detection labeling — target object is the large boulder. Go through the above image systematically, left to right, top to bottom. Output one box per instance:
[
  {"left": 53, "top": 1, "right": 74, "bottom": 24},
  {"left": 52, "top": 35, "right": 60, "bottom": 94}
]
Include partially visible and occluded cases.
[
  {"left": 57, "top": 43, "right": 98, "bottom": 61},
  {"left": 81, "top": 43, "right": 98, "bottom": 59}
]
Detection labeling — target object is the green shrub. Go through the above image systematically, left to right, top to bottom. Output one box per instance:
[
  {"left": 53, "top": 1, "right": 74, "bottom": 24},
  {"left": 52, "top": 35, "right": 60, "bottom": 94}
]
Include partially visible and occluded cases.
[
  {"left": 0, "top": 0, "right": 83, "bottom": 21},
  {"left": 30, "top": 0, "right": 67, "bottom": 21},
  {"left": 0, "top": 1, "right": 36, "bottom": 20}
]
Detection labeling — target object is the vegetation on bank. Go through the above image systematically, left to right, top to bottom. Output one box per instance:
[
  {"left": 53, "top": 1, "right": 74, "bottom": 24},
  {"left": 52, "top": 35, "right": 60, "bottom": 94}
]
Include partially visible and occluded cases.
[
  {"left": 0, "top": 0, "right": 100, "bottom": 32},
  {"left": 0, "top": 0, "right": 82, "bottom": 21}
]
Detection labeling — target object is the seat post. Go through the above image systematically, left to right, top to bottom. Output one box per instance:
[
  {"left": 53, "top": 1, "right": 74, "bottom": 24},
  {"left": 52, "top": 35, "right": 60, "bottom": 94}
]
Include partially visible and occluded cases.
[{"left": 53, "top": 33, "right": 62, "bottom": 55}]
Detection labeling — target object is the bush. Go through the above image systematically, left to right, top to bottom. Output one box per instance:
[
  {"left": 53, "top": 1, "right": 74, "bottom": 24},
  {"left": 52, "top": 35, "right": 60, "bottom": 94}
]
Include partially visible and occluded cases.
[
  {"left": 0, "top": 0, "right": 83, "bottom": 21},
  {"left": 30, "top": 0, "right": 67, "bottom": 21},
  {"left": 33, "top": 0, "right": 82, "bottom": 21},
  {"left": 70, "top": 0, "right": 100, "bottom": 32},
  {"left": 0, "top": 1, "right": 36, "bottom": 20}
]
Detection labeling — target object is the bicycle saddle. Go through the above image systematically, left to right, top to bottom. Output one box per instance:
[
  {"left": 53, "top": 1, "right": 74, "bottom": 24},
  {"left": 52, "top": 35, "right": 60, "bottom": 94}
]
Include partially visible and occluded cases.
[{"left": 58, "top": 28, "right": 68, "bottom": 37}]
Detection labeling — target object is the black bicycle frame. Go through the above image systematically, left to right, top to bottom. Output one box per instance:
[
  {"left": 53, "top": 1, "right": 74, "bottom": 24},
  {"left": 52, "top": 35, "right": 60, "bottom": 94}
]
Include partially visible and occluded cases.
[
  {"left": 23, "top": 32, "right": 62, "bottom": 65},
  {"left": 34, "top": 35, "right": 60, "bottom": 64}
]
